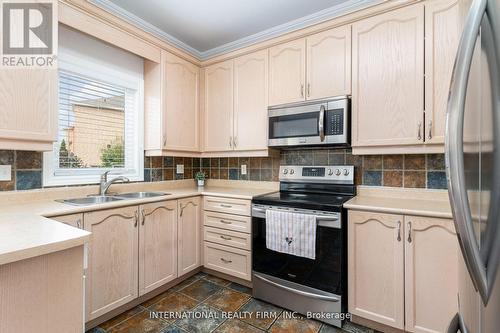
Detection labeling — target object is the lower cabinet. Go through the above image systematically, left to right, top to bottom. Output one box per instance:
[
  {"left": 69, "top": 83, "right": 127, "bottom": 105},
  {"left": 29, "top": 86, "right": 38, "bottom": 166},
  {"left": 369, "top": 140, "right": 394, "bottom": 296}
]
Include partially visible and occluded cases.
[
  {"left": 203, "top": 196, "right": 252, "bottom": 281},
  {"left": 178, "top": 197, "right": 202, "bottom": 275},
  {"left": 139, "top": 200, "right": 178, "bottom": 296},
  {"left": 84, "top": 206, "right": 139, "bottom": 321},
  {"left": 348, "top": 210, "right": 458, "bottom": 333}
]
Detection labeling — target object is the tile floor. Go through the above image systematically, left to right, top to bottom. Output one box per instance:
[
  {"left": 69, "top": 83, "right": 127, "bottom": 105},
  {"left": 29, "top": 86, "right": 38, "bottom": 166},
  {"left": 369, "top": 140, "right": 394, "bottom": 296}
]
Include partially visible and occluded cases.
[{"left": 86, "top": 273, "right": 378, "bottom": 333}]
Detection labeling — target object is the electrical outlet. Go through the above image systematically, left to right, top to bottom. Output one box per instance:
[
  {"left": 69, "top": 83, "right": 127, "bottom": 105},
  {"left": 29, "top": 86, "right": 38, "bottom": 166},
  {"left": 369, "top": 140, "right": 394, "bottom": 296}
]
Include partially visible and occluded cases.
[
  {"left": 176, "top": 164, "right": 184, "bottom": 174},
  {"left": 241, "top": 164, "right": 247, "bottom": 175},
  {"left": 0, "top": 165, "right": 12, "bottom": 181}
]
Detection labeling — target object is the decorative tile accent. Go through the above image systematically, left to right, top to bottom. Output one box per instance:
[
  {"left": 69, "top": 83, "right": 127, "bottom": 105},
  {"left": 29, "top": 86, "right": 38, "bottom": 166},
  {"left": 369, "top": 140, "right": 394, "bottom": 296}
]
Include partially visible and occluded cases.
[
  {"left": 0, "top": 150, "right": 15, "bottom": 165},
  {"left": 16, "top": 151, "right": 42, "bottom": 169},
  {"left": 405, "top": 154, "right": 426, "bottom": 170},
  {"left": 427, "top": 154, "right": 445, "bottom": 170},
  {"left": 363, "top": 155, "right": 382, "bottom": 170},
  {"left": 383, "top": 155, "right": 403, "bottom": 170},
  {"left": 151, "top": 156, "right": 163, "bottom": 168},
  {"left": 164, "top": 156, "right": 174, "bottom": 168},
  {"left": 228, "top": 157, "right": 238, "bottom": 168},
  {"left": 229, "top": 168, "right": 239, "bottom": 180},
  {"left": 16, "top": 170, "right": 42, "bottom": 190},
  {"left": 363, "top": 170, "right": 382, "bottom": 186},
  {"left": 383, "top": 171, "right": 403, "bottom": 187},
  {"left": 404, "top": 171, "right": 426, "bottom": 188},
  {"left": 427, "top": 171, "right": 447, "bottom": 189}
]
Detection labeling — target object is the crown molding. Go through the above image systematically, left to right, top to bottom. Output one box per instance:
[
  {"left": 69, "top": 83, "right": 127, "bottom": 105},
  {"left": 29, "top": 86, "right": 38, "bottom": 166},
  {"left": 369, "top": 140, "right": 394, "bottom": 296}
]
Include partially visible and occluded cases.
[{"left": 89, "top": 0, "right": 384, "bottom": 61}]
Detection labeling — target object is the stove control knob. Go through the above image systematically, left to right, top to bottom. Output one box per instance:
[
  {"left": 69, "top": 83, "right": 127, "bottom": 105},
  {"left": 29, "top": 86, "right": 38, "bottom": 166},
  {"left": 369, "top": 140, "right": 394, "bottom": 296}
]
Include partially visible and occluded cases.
[
  {"left": 283, "top": 169, "right": 288, "bottom": 175},
  {"left": 290, "top": 169, "right": 295, "bottom": 175},
  {"left": 328, "top": 169, "right": 333, "bottom": 176},
  {"left": 335, "top": 169, "right": 341, "bottom": 176},
  {"left": 343, "top": 169, "right": 349, "bottom": 176}
]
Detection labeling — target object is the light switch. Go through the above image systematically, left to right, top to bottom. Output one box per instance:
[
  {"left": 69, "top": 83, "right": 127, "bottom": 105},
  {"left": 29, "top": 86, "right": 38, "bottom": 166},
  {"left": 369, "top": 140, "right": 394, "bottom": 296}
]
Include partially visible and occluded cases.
[
  {"left": 176, "top": 164, "right": 184, "bottom": 174},
  {"left": 241, "top": 164, "right": 247, "bottom": 175},
  {"left": 0, "top": 165, "right": 11, "bottom": 181}
]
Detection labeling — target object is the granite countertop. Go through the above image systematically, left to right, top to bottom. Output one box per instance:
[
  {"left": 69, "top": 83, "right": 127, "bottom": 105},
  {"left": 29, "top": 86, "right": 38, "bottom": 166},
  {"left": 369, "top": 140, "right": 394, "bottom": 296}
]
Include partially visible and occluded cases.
[{"left": 0, "top": 181, "right": 277, "bottom": 266}]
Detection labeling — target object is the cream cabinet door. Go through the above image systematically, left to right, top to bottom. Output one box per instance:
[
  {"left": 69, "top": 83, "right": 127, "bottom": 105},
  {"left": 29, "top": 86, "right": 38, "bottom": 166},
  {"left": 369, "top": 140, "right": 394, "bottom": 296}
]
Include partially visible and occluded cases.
[
  {"left": 424, "top": 0, "right": 462, "bottom": 145},
  {"left": 352, "top": 4, "right": 424, "bottom": 148},
  {"left": 306, "top": 25, "right": 351, "bottom": 100},
  {"left": 269, "top": 38, "right": 306, "bottom": 106},
  {"left": 233, "top": 50, "right": 268, "bottom": 151},
  {"left": 164, "top": 52, "right": 200, "bottom": 151},
  {"left": 204, "top": 60, "right": 234, "bottom": 151},
  {"left": 0, "top": 68, "right": 57, "bottom": 151},
  {"left": 178, "top": 197, "right": 201, "bottom": 275},
  {"left": 139, "top": 200, "right": 177, "bottom": 296},
  {"left": 84, "top": 206, "right": 139, "bottom": 321},
  {"left": 348, "top": 210, "right": 405, "bottom": 329},
  {"left": 51, "top": 213, "right": 83, "bottom": 229},
  {"left": 404, "top": 216, "right": 458, "bottom": 333}
]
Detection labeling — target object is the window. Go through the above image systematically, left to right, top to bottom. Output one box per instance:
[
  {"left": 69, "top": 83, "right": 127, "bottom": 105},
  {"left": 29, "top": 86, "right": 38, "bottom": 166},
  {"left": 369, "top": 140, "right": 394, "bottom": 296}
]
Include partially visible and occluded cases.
[{"left": 43, "top": 25, "right": 144, "bottom": 186}]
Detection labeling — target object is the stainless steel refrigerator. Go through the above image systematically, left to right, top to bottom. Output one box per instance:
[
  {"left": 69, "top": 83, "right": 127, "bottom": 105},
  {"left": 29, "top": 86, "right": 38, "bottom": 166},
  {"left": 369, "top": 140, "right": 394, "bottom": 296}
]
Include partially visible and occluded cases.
[{"left": 446, "top": 0, "right": 500, "bottom": 332}]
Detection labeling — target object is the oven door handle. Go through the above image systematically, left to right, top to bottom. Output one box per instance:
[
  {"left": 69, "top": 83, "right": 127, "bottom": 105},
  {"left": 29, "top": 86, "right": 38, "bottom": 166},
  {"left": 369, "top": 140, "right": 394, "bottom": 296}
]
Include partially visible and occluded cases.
[
  {"left": 319, "top": 105, "right": 325, "bottom": 142},
  {"left": 253, "top": 273, "right": 340, "bottom": 302}
]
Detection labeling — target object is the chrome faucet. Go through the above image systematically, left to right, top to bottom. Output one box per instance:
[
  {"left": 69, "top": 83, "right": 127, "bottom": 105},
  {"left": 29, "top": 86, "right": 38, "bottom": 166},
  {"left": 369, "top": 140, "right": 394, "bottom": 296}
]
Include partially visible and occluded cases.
[{"left": 99, "top": 171, "right": 130, "bottom": 196}]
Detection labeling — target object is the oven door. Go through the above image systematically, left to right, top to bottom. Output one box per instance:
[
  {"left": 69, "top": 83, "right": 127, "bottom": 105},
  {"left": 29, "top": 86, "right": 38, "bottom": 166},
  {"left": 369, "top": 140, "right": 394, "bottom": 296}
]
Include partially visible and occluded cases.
[
  {"left": 268, "top": 98, "right": 349, "bottom": 147},
  {"left": 251, "top": 204, "right": 345, "bottom": 296}
]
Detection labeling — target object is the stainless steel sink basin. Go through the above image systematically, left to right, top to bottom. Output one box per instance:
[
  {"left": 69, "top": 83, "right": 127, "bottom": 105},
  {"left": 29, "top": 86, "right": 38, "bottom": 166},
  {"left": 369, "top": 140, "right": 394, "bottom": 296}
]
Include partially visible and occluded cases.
[
  {"left": 113, "top": 192, "right": 171, "bottom": 199},
  {"left": 60, "top": 195, "right": 125, "bottom": 206}
]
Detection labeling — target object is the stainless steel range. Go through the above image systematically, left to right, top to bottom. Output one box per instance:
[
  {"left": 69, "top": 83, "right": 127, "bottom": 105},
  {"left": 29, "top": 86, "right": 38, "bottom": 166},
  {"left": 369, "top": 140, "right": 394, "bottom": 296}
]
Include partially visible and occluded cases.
[{"left": 251, "top": 165, "right": 355, "bottom": 328}]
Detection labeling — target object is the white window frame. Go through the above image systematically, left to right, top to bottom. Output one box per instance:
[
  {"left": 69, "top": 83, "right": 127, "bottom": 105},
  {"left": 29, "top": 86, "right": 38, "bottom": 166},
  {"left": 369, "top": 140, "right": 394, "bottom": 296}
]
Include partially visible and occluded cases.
[{"left": 43, "top": 45, "right": 144, "bottom": 187}]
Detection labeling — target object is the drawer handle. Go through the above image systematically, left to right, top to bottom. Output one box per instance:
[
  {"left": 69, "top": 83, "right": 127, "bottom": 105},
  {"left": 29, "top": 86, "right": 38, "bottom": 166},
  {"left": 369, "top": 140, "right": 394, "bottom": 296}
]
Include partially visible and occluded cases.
[
  {"left": 220, "top": 204, "right": 232, "bottom": 208},
  {"left": 220, "top": 219, "right": 232, "bottom": 224},
  {"left": 220, "top": 235, "right": 232, "bottom": 240},
  {"left": 220, "top": 258, "right": 232, "bottom": 264}
]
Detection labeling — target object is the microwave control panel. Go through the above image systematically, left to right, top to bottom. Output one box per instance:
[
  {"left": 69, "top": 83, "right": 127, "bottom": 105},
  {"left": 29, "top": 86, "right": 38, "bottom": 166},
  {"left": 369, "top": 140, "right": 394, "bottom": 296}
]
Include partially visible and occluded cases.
[{"left": 325, "top": 109, "right": 344, "bottom": 135}]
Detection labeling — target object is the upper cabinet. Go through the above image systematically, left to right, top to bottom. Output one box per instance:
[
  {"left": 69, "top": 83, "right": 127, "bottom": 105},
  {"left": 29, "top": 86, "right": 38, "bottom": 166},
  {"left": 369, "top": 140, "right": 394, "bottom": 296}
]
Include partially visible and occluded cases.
[
  {"left": 351, "top": 0, "right": 467, "bottom": 154},
  {"left": 424, "top": 0, "right": 462, "bottom": 145},
  {"left": 352, "top": 4, "right": 424, "bottom": 151},
  {"left": 306, "top": 25, "right": 352, "bottom": 100},
  {"left": 269, "top": 26, "right": 352, "bottom": 106},
  {"left": 269, "top": 39, "right": 306, "bottom": 105},
  {"left": 233, "top": 50, "right": 269, "bottom": 151},
  {"left": 144, "top": 51, "right": 200, "bottom": 155},
  {"left": 203, "top": 51, "right": 269, "bottom": 154},
  {"left": 203, "top": 60, "right": 234, "bottom": 152},
  {"left": 0, "top": 68, "right": 57, "bottom": 151}
]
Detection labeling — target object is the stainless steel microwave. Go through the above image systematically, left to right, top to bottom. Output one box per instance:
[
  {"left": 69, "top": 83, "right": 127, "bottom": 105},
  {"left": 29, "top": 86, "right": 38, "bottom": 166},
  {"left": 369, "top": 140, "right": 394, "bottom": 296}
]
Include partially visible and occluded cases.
[{"left": 268, "top": 96, "right": 350, "bottom": 147}]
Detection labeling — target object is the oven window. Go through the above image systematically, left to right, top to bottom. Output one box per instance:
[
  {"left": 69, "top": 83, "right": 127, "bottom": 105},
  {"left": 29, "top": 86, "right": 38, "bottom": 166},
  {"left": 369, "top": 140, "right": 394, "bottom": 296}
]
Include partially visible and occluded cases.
[{"left": 269, "top": 112, "right": 319, "bottom": 139}]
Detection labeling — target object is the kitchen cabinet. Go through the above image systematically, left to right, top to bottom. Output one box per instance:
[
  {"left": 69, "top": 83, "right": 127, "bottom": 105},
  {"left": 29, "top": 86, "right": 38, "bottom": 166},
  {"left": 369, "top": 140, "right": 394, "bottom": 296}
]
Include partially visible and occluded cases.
[
  {"left": 424, "top": 0, "right": 462, "bottom": 145},
  {"left": 351, "top": 3, "right": 424, "bottom": 152},
  {"left": 268, "top": 25, "right": 351, "bottom": 106},
  {"left": 306, "top": 25, "right": 351, "bottom": 100},
  {"left": 269, "top": 39, "right": 306, "bottom": 106},
  {"left": 233, "top": 49, "right": 269, "bottom": 151},
  {"left": 144, "top": 51, "right": 199, "bottom": 155},
  {"left": 203, "top": 51, "right": 269, "bottom": 154},
  {"left": 203, "top": 60, "right": 234, "bottom": 152},
  {"left": 0, "top": 68, "right": 57, "bottom": 151},
  {"left": 178, "top": 197, "right": 201, "bottom": 275},
  {"left": 139, "top": 200, "right": 177, "bottom": 296},
  {"left": 84, "top": 206, "right": 139, "bottom": 321},
  {"left": 348, "top": 210, "right": 459, "bottom": 332},
  {"left": 348, "top": 210, "right": 405, "bottom": 329},
  {"left": 51, "top": 213, "right": 83, "bottom": 229},
  {"left": 404, "top": 215, "right": 458, "bottom": 333}
]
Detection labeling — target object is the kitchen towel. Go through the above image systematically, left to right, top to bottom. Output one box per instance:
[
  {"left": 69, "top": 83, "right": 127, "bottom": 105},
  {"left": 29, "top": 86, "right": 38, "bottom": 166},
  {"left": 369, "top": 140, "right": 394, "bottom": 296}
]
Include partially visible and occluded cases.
[{"left": 265, "top": 209, "right": 316, "bottom": 260}]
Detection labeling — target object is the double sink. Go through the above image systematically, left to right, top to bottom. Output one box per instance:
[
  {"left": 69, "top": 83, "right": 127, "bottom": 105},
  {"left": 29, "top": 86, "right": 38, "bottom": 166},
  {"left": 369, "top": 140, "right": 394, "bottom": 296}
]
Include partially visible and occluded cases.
[{"left": 60, "top": 192, "right": 171, "bottom": 206}]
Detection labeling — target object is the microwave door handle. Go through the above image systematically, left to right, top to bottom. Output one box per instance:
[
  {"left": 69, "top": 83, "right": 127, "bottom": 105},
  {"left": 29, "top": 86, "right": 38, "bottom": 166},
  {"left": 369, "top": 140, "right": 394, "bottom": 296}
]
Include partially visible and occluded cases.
[{"left": 319, "top": 105, "right": 325, "bottom": 142}]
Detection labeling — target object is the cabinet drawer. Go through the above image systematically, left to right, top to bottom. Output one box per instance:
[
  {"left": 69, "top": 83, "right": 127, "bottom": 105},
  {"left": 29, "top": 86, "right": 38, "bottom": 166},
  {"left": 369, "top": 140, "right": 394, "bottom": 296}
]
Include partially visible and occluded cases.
[
  {"left": 203, "top": 196, "right": 251, "bottom": 216},
  {"left": 203, "top": 211, "right": 251, "bottom": 233},
  {"left": 204, "top": 226, "right": 251, "bottom": 250},
  {"left": 203, "top": 242, "right": 251, "bottom": 281}
]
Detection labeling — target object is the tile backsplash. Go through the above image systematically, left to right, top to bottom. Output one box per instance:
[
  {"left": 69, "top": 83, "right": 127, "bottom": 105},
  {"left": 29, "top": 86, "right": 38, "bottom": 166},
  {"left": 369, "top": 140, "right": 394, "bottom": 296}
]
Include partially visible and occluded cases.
[{"left": 0, "top": 148, "right": 447, "bottom": 191}]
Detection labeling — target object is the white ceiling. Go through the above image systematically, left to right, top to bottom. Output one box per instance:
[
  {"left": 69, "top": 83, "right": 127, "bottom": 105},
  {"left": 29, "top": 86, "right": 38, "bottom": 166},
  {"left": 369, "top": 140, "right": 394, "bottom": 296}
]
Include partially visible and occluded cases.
[{"left": 91, "top": 0, "right": 382, "bottom": 60}]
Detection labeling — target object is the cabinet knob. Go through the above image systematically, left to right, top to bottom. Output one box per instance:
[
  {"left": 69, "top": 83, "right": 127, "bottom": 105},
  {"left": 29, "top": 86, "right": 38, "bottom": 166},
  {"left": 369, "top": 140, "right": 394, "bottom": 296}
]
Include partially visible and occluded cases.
[
  {"left": 307, "top": 83, "right": 311, "bottom": 97},
  {"left": 300, "top": 84, "right": 304, "bottom": 98},
  {"left": 428, "top": 121, "right": 433, "bottom": 140},
  {"left": 417, "top": 122, "right": 422, "bottom": 141}
]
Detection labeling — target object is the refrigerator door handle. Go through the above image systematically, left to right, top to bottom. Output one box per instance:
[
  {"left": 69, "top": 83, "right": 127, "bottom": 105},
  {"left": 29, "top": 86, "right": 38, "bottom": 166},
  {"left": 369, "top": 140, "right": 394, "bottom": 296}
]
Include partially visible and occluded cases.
[
  {"left": 445, "top": 0, "right": 490, "bottom": 304},
  {"left": 447, "top": 313, "right": 469, "bottom": 333}
]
